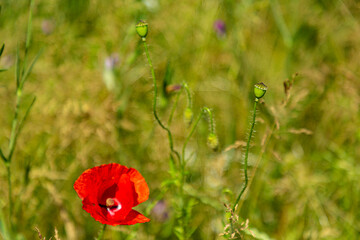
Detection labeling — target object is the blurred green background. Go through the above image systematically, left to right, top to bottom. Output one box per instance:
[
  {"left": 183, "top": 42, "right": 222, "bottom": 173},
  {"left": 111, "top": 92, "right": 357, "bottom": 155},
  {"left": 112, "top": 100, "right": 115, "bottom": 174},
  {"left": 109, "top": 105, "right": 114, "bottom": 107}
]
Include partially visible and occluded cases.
[{"left": 1, "top": 0, "right": 360, "bottom": 239}]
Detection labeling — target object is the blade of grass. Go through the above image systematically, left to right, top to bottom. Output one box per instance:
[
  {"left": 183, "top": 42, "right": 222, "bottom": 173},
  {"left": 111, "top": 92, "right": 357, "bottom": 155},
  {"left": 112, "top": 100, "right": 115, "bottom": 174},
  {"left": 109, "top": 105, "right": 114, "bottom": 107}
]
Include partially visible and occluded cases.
[
  {"left": 21, "top": 0, "right": 34, "bottom": 78},
  {"left": 25, "top": 0, "right": 34, "bottom": 52},
  {"left": 269, "top": 0, "right": 293, "bottom": 48},
  {"left": 0, "top": 44, "right": 4, "bottom": 57},
  {"left": 15, "top": 48, "right": 20, "bottom": 89},
  {"left": 20, "top": 50, "right": 42, "bottom": 89},
  {"left": 167, "top": 91, "right": 181, "bottom": 126},
  {"left": 8, "top": 97, "right": 36, "bottom": 162},
  {"left": 15, "top": 97, "right": 36, "bottom": 138},
  {"left": 0, "top": 148, "right": 7, "bottom": 162},
  {"left": 0, "top": 208, "right": 10, "bottom": 240}
]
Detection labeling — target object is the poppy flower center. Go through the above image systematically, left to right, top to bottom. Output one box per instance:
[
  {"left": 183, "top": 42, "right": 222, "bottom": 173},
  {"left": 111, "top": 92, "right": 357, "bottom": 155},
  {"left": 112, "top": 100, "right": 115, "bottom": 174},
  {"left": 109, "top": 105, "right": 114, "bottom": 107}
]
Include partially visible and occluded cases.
[{"left": 106, "top": 198, "right": 115, "bottom": 207}]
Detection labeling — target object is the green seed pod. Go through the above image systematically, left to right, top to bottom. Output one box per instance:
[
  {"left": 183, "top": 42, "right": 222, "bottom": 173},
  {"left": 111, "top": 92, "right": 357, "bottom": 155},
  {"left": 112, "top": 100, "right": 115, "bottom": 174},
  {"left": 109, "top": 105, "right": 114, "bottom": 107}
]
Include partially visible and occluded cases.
[
  {"left": 136, "top": 20, "right": 148, "bottom": 40},
  {"left": 254, "top": 82, "right": 267, "bottom": 99},
  {"left": 184, "top": 107, "right": 193, "bottom": 127},
  {"left": 207, "top": 133, "right": 219, "bottom": 151}
]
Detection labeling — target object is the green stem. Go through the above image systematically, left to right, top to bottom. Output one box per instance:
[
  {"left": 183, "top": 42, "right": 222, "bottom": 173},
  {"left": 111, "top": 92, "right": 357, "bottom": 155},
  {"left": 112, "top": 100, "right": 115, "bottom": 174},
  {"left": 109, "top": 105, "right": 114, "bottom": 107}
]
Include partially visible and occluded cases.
[
  {"left": 142, "top": 40, "right": 181, "bottom": 161},
  {"left": 183, "top": 82, "right": 192, "bottom": 108},
  {"left": 5, "top": 88, "right": 22, "bottom": 226},
  {"left": 8, "top": 89, "right": 22, "bottom": 163},
  {"left": 167, "top": 91, "right": 181, "bottom": 126},
  {"left": 232, "top": 99, "right": 258, "bottom": 212},
  {"left": 178, "top": 107, "right": 211, "bottom": 240},
  {"left": 179, "top": 107, "right": 210, "bottom": 229},
  {"left": 181, "top": 107, "right": 212, "bottom": 171},
  {"left": 205, "top": 108, "right": 215, "bottom": 134},
  {"left": 182, "top": 109, "right": 203, "bottom": 165},
  {"left": 0, "top": 148, "right": 6, "bottom": 162},
  {"left": 6, "top": 162, "right": 12, "bottom": 222},
  {"left": 95, "top": 224, "right": 106, "bottom": 240}
]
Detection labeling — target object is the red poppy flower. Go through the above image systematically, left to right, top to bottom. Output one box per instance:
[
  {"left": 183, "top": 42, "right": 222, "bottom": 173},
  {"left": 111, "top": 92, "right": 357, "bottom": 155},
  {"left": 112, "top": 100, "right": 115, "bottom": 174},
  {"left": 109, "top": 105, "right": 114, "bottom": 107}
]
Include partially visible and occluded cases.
[{"left": 74, "top": 163, "right": 150, "bottom": 225}]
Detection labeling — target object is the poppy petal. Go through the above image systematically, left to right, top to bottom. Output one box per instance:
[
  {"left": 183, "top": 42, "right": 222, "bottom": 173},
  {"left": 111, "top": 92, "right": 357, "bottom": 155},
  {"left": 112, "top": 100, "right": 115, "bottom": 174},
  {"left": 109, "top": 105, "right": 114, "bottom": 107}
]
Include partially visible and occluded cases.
[
  {"left": 74, "top": 163, "right": 128, "bottom": 200},
  {"left": 74, "top": 168, "right": 99, "bottom": 200},
  {"left": 127, "top": 168, "right": 149, "bottom": 206},
  {"left": 117, "top": 210, "right": 150, "bottom": 225}
]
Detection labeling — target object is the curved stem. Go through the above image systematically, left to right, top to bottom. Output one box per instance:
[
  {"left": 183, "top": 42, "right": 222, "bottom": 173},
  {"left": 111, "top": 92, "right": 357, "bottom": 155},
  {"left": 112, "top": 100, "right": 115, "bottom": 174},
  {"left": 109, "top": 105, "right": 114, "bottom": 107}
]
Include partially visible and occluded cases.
[
  {"left": 142, "top": 40, "right": 181, "bottom": 161},
  {"left": 182, "top": 82, "right": 192, "bottom": 108},
  {"left": 232, "top": 99, "right": 258, "bottom": 212},
  {"left": 6, "top": 162, "right": 12, "bottom": 223},
  {"left": 95, "top": 224, "right": 106, "bottom": 240}
]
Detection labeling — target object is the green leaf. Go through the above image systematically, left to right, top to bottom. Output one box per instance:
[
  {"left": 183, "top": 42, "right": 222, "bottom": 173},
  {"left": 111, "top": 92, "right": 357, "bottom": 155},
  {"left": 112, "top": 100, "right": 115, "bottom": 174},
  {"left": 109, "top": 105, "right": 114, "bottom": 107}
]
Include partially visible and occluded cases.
[
  {"left": 25, "top": 0, "right": 34, "bottom": 51},
  {"left": 0, "top": 44, "right": 4, "bottom": 57},
  {"left": 15, "top": 48, "right": 20, "bottom": 88},
  {"left": 20, "top": 49, "right": 42, "bottom": 89},
  {"left": 0, "top": 69, "right": 7, "bottom": 72},
  {"left": 16, "top": 96, "right": 36, "bottom": 137},
  {"left": 8, "top": 97, "right": 36, "bottom": 162},
  {"left": 0, "top": 148, "right": 7, "bottom": 162},
  {"left": 184, "top": 198, "right": 198, "bottom": 224},
  {"left": 0, "top": 208, "right": 10, "bottom": 240},
  {"left": 174, "top": 226, "right": 185, "bottom": 240},
  {"left": 246, "top": 227, "right": 275, "bottom": 240}
]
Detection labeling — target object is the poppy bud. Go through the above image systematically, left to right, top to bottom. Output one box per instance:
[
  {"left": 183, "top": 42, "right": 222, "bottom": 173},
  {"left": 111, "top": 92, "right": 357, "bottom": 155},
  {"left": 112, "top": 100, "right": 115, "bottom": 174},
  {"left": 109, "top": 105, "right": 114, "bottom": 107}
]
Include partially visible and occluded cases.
[
  {"left": 136, "top": 20, "right": 148, "bottom": 40},
  {"left": 254, "top": 82, "right": 267, "bottom": 99},
  {"left": 165, "top": 84, "right": 182, "bottom": 94},
  {"left": 184, "top": 107, "right": 193, "bottom": 126},
  {"left": 207, "top": 133, "right": 219, "bottom": 151}
]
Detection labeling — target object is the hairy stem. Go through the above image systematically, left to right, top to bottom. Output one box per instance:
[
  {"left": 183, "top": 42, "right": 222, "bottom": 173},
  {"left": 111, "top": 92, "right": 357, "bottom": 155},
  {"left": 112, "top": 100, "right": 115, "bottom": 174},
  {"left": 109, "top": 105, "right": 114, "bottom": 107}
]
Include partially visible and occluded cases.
[
  {"left": 142, "top": 40, "right": 181, "bottom": 162},
  {"left": 233, "top": 99, "right": 258, "bottom": 212},
  {"left": 205, "top": 108, "right": 215, "bottom": 134}
]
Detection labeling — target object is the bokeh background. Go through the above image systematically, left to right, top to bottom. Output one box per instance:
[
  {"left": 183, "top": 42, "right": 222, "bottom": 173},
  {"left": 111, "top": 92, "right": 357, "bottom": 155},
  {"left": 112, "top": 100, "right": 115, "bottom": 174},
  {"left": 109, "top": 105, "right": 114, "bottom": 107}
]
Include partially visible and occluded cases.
[{"left": 1, "top": 0, "right": 360, "bottom": 239}]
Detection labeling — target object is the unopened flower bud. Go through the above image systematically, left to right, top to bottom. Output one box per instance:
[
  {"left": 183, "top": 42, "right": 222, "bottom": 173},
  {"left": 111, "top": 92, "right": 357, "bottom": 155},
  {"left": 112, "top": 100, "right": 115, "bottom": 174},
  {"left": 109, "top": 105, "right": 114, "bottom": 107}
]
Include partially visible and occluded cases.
[
  {"left": 136, "top": 20, "right": 148, "bottom": 40},
  {"left": 254, "top": 82, "right": 267, "bottom": 99},
  {"left": 165, "top": 84, "right": 182, "bottom": 94},
  {"left": 184, "top": 108, "right": 193, "bottom": 126},
  {"left": 207, "top": 133, "right": 219, "bottom": 151}
]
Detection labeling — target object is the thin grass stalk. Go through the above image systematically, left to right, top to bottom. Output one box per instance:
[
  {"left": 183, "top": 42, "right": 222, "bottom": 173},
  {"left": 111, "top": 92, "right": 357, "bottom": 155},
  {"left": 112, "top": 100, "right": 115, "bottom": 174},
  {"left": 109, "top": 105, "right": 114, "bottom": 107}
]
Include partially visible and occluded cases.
[{"left": 168, "top": 91, "right": 181, "bottom": 126}]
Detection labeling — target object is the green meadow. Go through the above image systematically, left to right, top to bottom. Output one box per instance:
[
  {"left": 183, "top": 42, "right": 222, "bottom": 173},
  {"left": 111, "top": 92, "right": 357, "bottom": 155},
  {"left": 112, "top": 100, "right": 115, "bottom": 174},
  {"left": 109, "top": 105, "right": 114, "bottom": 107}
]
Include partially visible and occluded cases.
[{"left": 1, "top": 0, "right": 359, "bottom": 239}]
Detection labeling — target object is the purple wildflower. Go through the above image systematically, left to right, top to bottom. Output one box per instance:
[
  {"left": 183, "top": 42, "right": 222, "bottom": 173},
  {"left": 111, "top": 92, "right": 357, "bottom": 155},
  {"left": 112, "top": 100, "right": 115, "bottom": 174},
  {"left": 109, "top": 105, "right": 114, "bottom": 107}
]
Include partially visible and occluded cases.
[
  {"left": 41, "top": 20, "right": 54, "bottom": 35},
  {"left": 213, "top": 20, "right": 226, "bottom": 38},
  {"left": 104, "top": 53, "right": 119, "bottom": 70},
  {"left": 152, "top": 200, "right": 169, "bottom": 222}
]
